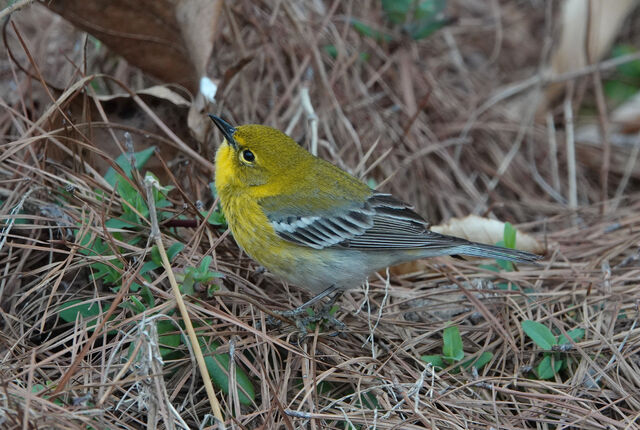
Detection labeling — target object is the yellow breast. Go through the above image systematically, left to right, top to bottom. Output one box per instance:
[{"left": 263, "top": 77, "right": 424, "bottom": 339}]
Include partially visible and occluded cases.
[{"left": 215, "top": 142, "right": 295, "bottom": 272}]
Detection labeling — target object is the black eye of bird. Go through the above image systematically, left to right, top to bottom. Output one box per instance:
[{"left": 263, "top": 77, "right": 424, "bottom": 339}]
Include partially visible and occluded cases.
[{"left": 242, "top": 149, "right": 255, "bottom": 162}]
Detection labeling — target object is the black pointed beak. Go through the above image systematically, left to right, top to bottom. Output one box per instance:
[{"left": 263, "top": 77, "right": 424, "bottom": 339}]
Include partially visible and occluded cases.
[{"left": 208, "top": 114, "right": 237, "bottom": 149}]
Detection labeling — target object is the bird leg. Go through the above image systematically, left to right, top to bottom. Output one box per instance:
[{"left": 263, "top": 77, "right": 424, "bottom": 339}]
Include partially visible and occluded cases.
[
  {"left": 267, "top": 285, "right": 346, "bottom": 337},
  {"left": 279, "top": 285, "right": 340, "bottom": 318},
  {"left": 311, "top": 289, "right": 345, "bottom": 331}
]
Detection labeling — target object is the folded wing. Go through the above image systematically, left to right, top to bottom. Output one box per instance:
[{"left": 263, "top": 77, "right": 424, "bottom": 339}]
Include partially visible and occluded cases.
[
  {"left": 262, "top": 192, "right": 541, "bottom": 264},
  {"left": 266, "top": 192, "right": 435, "bottom": 250}
]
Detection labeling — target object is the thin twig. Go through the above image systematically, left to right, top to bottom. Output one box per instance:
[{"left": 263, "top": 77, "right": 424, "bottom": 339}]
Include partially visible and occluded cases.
[
  {"left": 0, "top": 0, "right": 35, "bottom": 22},
  {"left": 585, "top": 1, "right": 611, "bottom": 212},
  {"left": 564, "top": 83, "right": 577, "bottom": 213},
  {"left": 299, "top": 86, "right": 318, "bottom": 156},
  {"left": 546, "top": 112, "right": 560, "bottom": 192},
  {"left": 143, "top": 175, "right": 224, "bottom": 424}
]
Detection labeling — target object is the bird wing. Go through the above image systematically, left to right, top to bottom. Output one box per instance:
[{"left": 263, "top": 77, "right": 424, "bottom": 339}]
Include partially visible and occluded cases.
[{"left": 261, "top": 192, "right": 447, "bottom": 251}]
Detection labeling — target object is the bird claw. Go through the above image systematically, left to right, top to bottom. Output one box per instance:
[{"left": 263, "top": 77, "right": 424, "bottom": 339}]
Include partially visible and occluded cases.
[
  {"left": 263, "top": 302, "right": 345, "bottom": 340},
  {"left": 314, "top": 302, "right": 346, "bottom": 332}
]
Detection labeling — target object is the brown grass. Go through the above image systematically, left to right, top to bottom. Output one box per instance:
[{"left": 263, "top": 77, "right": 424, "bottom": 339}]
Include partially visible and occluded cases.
[{"left": 1, "top": 1, "right": 640, "bottom": 429}]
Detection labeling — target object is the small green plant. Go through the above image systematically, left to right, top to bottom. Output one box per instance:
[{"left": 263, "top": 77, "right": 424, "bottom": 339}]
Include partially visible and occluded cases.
[
  {"left": 351, "top": 0, "right": 448, "bottom": 43},
  {"left": 322, "top": 44, "right": 371, "bottom": 62},
  {"left": 604, "top": 44, "right": 640, "bottom": 104},
  {"left": 57, "top": 145, "right": 254, "bottom": 405},
  {"left": 76, "top": 147, "right": 176, "bottom": 292},
  {"left": 478, "top": 222, "right": 536, "bottom": 295},
  {"left": 479, "top": 222, "right": 517, "bottom": 273},
  {"left": 178, "top": 255, "right": 224, "bottom": 296},
  {"left": 58, "top": 299, "right": 117, "bottom": 335},
  {"left": 521, "top": 320, "right": 585, "bottom": 380},
  {"left": 421, "top": 325, "right": 493, "bottom": 372},
  {"left": 201, "top": 339, "right": 256, "bottom": 405},
  {"left": 31, "top": 382, "right": 65, "bottom": 406}
]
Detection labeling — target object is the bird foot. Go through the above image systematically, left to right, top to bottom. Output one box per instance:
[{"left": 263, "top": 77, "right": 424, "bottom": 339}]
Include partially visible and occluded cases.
[{"left": 265, "top": 302, "right": 345, "bottom": 340}]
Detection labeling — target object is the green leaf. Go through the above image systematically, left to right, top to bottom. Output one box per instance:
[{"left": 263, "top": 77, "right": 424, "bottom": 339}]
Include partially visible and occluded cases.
[
  {"left": 382, "top": 0, "right": 412, "bottom": 24},
  {"left": 407, "top": 0, "right": 448, "bottom": 40},
  {"left": 415, "top": 0, "right": 447, "bottom": 20},
  {"left": 351, "top": 18, "right": 393, "bottom": 42},
  {"left": 408, "top": 19, "right": 447, "bottom": 40},
  {"left": 323, "top": 44, "right": 338, "bottom": 59},
  {"left": 612, "top": 45, "right": 640, "bottom": 78},
  {"left": 604, "top": 80, "right": 639, "bottom": 103},
  {"left": 104, "top": 146, "right": 156, "bottom": 187},
  {"left": 117, "top": 179, "right": 148, "bottom": 219},
  {"left": 203, "top": 210, "right": 227, "bottom": 226},
  {"left": 105, "top": 218, "right": 138, "bottom": 229},
  {"left": 503, "top": 222, "right": 516, "bottom": 249},
  {"left": 489, "top": 224, "right": 516, "bottom": 271},
  {"left": 77, "top": 233, "right": 106, "bottom": 256},
  {"left": 150, "top": 242, "right": 184, "bottom": 269},
  {"left": 166, "top": 243, "right": 184, "bottom": 261},
  {"left": 151, "top": 245, "right": 163, "bottom": 267},
  {"left": 199, "top": 256, "right": 213, "bottom": 272},
  {"left": 186, "top": 257, "right": 223, "bottom": 284},
  {"left": 495, "top": 258, "right": 514, "bottom": 272},
  {"left": 140, "top": 260, "right": 160, "bottom": 276},
  {"left": 90, "top": 261, "right": 122, "bottom": 285},
  {"left": 479, "top": 263, "right": 501, "bottom": 273},
  {"left": 180, "top": 270, "right": 196, "bottom": 295},
  {"left": 496, "top": 282, "right": 518, "bottom": 291},
  {"left": 207, "top": 284, "right": 219, "bottom": 297},
  {"left": 140, "top": 285, "right": 155, "bottom": 308},
  {"left": 128, "top": 295, "right": 146, "bottom": 314},
  {"left": 58, "top": 299, "right": 116, "bottom": 334},
  {"left": 156, "top": 319, "right": 178, "bottom": 335},
  {"left": 125, "top": 320, "right": 182, "bottom": 360},
  {"left": 522, "top": 320, "right": 557, "bottom": 350},
  {"left": 442, "top": 326, "right": 464, "bottom": 362},
  {"left": 559, "top": 328, "right": 585, "bottom": 345},
  {"left": 157, "top": 331, "right": 183, "bottom": 359},
  {"left": 201, "top": 340, "right": 256, "bottom": 406},
  {"left": 461, "top": 351, "right": 493, "bottom": 371},
  {"left": 420, "top": 355, "right": 445, "bottom": 369},
  {"left": 537, "top": 355, "right": 563, "bottom": 379},
  {"left": 558, "top": 358, "right": 568, "bottom": 372},
  {"left": 317, "top": 380, "right": 335, "bottom": 395},
  {"left": 31, "top": 382, "right": 64, "bottom": 406},
  {"left": 31, "top": 383, "right": 45, "bottom": 393},
  {"left": 359, "top": 391, "right": 379, "bottom": 409}
]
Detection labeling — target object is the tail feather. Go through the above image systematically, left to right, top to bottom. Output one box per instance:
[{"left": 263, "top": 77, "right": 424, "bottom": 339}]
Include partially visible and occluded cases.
[{"left": 454, "top": 242, "right": 542, "bottom": 264}]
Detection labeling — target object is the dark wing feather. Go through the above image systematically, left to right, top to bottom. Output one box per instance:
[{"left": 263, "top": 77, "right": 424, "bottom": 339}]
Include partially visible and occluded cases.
[
  {"left": 264, "top": 192, "right": 541, "bottom": 264},
  {"left": 267, "top": 192, "right": 438, "bottom": 250}
]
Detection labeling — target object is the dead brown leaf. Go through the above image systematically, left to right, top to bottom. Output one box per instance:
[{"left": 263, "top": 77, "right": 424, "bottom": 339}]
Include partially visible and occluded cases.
[{"left": 44, "top": 0, "right": 224, "bottom": 94}]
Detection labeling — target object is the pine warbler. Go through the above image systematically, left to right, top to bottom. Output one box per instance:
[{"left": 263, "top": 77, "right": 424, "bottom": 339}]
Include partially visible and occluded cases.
[{"left": 210, "top": 115, "right": 539, "bottom": 301}]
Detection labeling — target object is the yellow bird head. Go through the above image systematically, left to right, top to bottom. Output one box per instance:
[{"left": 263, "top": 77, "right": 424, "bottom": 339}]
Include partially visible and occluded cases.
[{"left": 210, "top": 115, "right": 313, "bottom": 192}]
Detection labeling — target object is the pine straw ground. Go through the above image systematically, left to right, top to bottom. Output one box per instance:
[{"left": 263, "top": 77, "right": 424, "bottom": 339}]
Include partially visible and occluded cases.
[{"left": 1, "top": 1, "right": 640, "bottom": 429}]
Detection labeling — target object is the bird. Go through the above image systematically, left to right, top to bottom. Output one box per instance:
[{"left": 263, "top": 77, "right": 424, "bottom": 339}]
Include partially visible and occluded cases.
[{"left": 209, "top": 115, "right": 540, "bottom": 325}]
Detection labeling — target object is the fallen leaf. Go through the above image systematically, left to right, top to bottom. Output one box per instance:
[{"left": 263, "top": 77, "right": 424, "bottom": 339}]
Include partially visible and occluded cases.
[
  {"left": 44, "top": 0, "right": 224, "bottom": 94},
  {"left": 387, "top": 215, "right": 542, "bottom": 277},
  {"left": 431, "top": 215, "right": 543, "bottom": 254}
]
